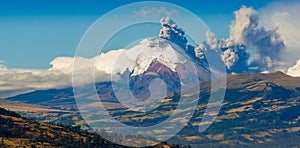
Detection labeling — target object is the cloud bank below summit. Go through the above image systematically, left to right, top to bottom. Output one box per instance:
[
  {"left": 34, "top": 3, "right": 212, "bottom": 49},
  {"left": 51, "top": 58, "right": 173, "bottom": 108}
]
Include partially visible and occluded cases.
[{"left": 0, "top": 50, "right": 124, "bottom": 98}]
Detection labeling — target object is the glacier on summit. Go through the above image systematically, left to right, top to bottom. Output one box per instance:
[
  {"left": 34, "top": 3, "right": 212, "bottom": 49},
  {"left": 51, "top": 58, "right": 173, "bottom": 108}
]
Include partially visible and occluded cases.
[{"left": 110, "top": 38, "right": 187, "bottom": 76}]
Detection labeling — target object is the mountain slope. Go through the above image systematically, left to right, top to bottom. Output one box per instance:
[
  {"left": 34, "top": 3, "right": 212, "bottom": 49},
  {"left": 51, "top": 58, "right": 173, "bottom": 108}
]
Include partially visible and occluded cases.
[
  {"left": 6, "top": 38, "right": 211, "bottom": 109},
  {"left": 175, "top": 71, "right": 300, "bottom": 146},
  {"left": 5, "top": 72, "right": 300, "bottom": 147},
  {"left": 6, "top": 87, "right": 76, "bottom": 111},
  {"left": 0, "top": 107, "right": 110, "bottom": 147},
  {"left": 0, "top": 108, "right": 176, "bottom": 147}
]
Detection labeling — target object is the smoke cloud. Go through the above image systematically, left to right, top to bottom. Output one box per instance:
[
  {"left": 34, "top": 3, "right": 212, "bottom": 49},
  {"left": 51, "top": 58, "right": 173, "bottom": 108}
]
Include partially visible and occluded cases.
[
  {"left": 260, "top": 2, "right": 300, "bottom": 66},
  {"left": 194, "top": 6, "right": 285, "bottom": 73},
  {"left": 230, "top": 6, "right": 285, "bottom": 71},
  {"left": 159, "top": 17, "right": 187, "bottom": 48},
  {"left": 195, "top": 32, "right": 249, "bottom": 73},
  {"left": 220, "top": 43, "right": 249, "bottom": 73}
]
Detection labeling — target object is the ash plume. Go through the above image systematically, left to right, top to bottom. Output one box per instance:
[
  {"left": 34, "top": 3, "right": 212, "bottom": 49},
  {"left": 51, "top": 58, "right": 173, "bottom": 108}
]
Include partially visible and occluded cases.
[
  {"left": 194, "top": 6, "right": 285, "bottom": 73},
  {"left": 230, "top": 6, "right": 285, "bottom": 72},
  {"left": 159, "top": 17, "right": 188, "bottom": 48},
  {"left": 195, "top": 32, "right": 249, "bottom": 73}
]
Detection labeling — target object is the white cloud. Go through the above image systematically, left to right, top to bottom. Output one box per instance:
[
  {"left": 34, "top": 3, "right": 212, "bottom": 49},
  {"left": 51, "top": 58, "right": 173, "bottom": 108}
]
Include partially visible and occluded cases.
[
  {"left": 0, "top": 49, "right": 126, "bottom": 98},
  {"left": 287, "top": 59, "right": 300, "bottom": 77},
  {"left": 0, "top": 68, "right": 71, "bottom": 98}
]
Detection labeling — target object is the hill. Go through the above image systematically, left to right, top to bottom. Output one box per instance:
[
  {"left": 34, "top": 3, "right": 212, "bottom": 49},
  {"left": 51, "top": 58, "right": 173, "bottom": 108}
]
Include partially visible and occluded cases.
[
  {"left": 174, "top": 71, "right": 300, "bottom": 146},
  {"left": 0, "top": 107, "right": 117, "bottom": 147},
  {"left": 0, "top": 108, "right": 175, "bottom": 147}
]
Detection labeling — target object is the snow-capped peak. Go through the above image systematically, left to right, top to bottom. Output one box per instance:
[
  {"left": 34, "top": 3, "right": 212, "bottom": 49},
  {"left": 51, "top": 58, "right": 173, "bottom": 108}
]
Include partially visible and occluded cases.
[{"left": 110, "top": 38, "right": 187, "bottom": 76}]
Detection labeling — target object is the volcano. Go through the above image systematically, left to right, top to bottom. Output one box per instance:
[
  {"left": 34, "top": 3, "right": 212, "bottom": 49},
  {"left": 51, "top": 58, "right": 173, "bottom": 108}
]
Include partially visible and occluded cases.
[{"left": 108, "top": 38, "right": 211, "bottom": 101}]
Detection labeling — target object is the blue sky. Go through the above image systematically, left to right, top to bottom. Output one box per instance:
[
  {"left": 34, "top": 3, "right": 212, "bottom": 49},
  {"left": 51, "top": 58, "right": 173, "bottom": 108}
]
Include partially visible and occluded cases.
[{"left": 0, "top": 0, "right": 291, "bottom": 69}]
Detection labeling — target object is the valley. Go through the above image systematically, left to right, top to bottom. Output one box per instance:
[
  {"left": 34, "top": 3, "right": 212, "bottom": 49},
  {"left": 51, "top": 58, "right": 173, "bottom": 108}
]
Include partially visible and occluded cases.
[{"left": 3, "top": 71, "right": 300, "bottom": 147}]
